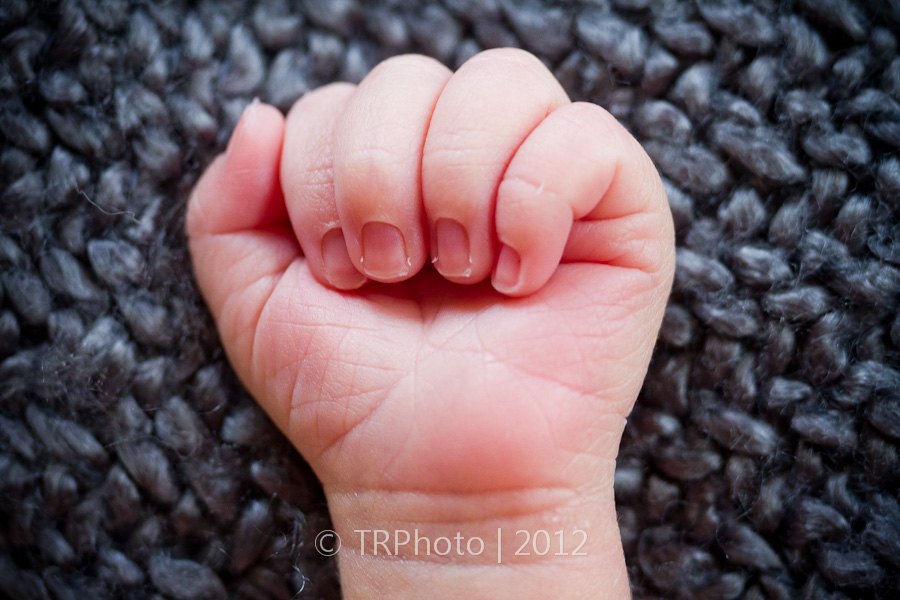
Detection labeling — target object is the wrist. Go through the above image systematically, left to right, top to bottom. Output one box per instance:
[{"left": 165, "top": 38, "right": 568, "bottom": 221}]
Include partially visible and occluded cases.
[{"left": 325, "top": 477, "right": 630, "bottom": 600}]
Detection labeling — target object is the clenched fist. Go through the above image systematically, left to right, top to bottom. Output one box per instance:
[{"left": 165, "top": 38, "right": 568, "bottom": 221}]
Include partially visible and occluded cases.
[{"left": 187, "top": 48, "right": 675, "bottom": 600}]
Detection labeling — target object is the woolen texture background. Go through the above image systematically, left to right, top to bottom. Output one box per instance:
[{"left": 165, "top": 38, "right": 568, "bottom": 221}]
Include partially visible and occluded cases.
[{"left": 2, "top": 0, "right": 900, "bottom": 598}]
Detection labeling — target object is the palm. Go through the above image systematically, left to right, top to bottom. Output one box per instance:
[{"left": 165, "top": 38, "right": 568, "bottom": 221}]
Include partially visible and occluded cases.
[{"left": 254, "top": 258, "right": 658, "bottom": 495}]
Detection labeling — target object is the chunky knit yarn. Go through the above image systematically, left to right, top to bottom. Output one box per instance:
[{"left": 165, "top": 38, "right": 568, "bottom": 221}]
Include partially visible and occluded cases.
[{"left": 1, "top": 1, "right": 899, "bottom": 598}]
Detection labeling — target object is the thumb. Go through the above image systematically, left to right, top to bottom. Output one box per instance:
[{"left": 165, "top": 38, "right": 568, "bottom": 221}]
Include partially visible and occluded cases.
[{"left": 186, "top": 101, "right": 299, "bottom": 399}]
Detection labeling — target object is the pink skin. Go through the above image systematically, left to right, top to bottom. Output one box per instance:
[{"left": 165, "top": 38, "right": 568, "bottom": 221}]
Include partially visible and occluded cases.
[{"left": 187, "top": 49, "right": 674, "bottom": 600}]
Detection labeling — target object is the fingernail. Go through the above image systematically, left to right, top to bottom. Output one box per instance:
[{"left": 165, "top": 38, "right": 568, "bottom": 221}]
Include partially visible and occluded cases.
[
  {"left": 434, "top": 218, "right": 471, "bottom": 277},
  {"left": 360, "top": 222, "right": 409, "bottom": 280},
  {"left": 321, "top": 228, "right": 366, "bottom": 289},
  {"left": 493, "top": 244, "right": 521, "bottom": 292}
]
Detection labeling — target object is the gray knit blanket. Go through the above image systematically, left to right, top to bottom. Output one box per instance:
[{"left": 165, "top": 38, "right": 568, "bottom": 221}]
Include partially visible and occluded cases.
[{"left": 1, "top": 1, "right": 899, "bottom": 598}]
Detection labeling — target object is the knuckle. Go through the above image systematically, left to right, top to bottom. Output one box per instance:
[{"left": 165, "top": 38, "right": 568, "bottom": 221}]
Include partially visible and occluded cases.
[
  {"left": 465, "top": 47, "right": 544, "bottom": 71},
  {"left": 366, "top": 54, "right": 450, "bottom": 85},
  {"left": 287, "top": 82, "right": 355, "bottom": 118},
  {"left": 555, "top": 102, "right": 615, "bottom": 141},
  {"left": 498, "top": 173, "right": 558, "bottom": 209}
]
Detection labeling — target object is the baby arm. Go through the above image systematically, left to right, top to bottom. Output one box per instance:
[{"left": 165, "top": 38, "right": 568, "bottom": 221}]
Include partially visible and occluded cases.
[{"left": 187, "top": 48, "right": 674, "bottom": 599}]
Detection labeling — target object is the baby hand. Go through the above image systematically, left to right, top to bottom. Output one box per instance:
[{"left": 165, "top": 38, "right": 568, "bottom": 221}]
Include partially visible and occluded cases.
[{"left": 187, "top": 49, "right": 674, "bottom": 600}]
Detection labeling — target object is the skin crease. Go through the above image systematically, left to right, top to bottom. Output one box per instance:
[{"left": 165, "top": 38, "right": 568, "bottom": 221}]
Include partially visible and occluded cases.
[{"left": 187, "top": 48, "right": 675, "bottom": 599}]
